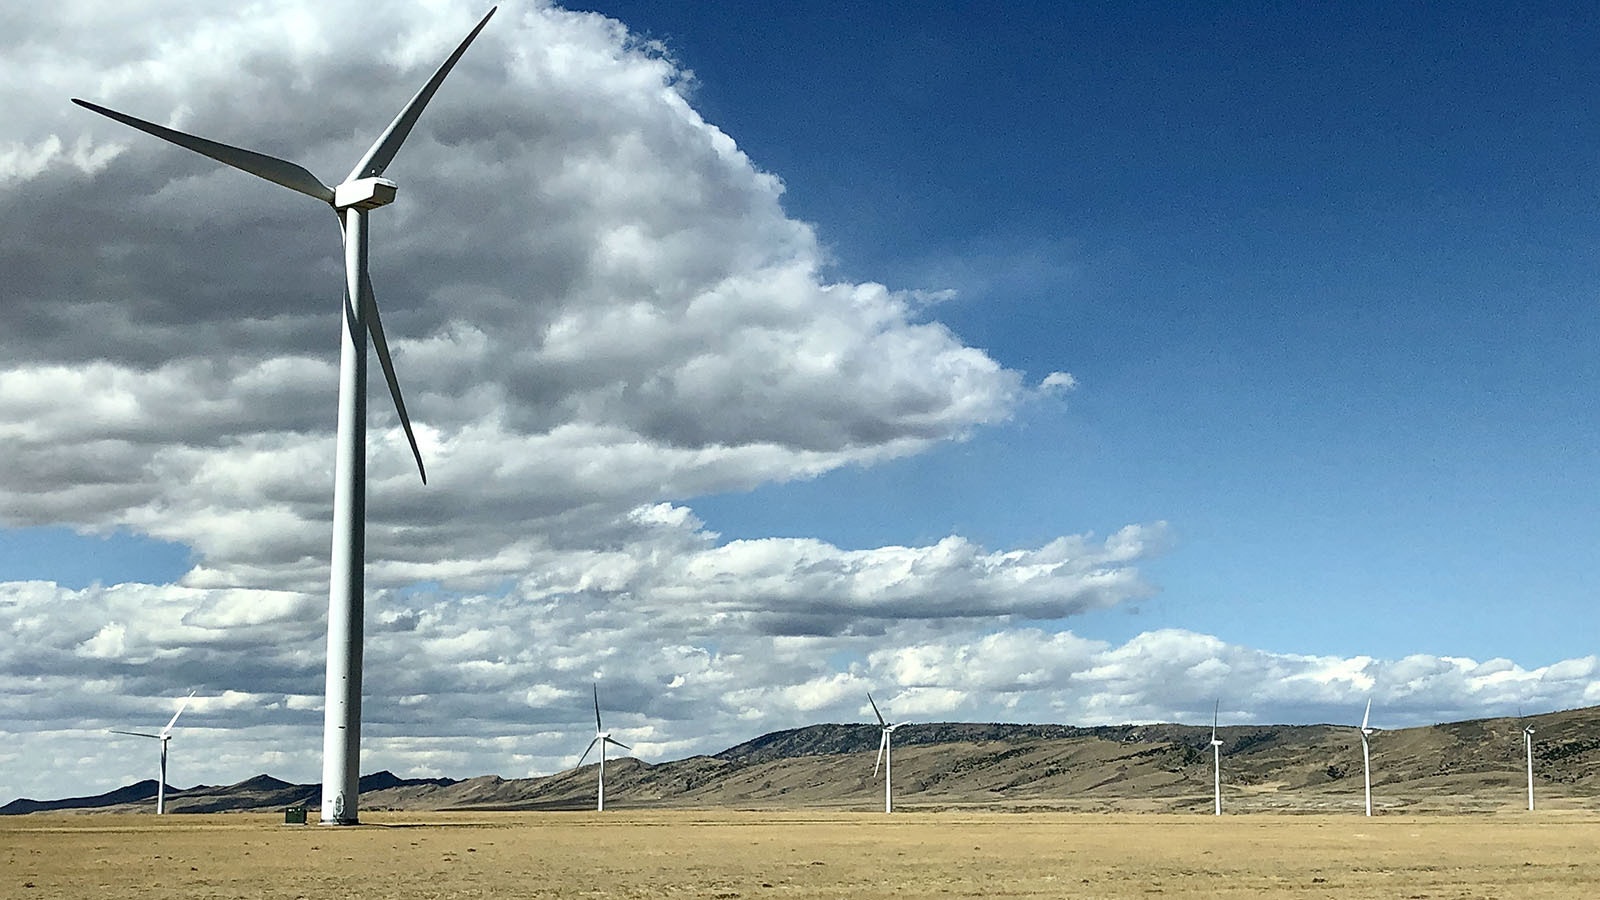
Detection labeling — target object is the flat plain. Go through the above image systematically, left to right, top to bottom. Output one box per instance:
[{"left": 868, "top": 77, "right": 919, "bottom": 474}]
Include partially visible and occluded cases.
[{"left": 6, "top": 809, "right": 1600, "bottom": 900}]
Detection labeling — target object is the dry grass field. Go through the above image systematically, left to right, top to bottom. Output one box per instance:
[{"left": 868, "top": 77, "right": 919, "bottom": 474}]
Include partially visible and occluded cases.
[{"left": 6, "top": 809, "right": 1600, "bottom": 899}]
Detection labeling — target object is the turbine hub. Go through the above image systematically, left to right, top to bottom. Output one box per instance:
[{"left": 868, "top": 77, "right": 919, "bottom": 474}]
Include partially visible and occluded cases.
[{"left": 334, "top": 177, "right": 398, "bottom": 210}]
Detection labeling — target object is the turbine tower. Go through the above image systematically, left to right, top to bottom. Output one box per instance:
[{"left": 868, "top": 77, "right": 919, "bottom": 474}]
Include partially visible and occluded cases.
[
  {"left": 73, "top": 8, "right": 497, "bottom": 825},
  {"left": 577, "top": 684, "right": 631, "bottom": 812},
  {"left": 110, "top": 691, "right": 195, "bottom": 814},
  {"left": 868, "top": 694, "right": 908, "bottom": 814},
  {"left": 1358, "top": 698, "right": 1375, "bottom": 817},
  {"left": 1209, "top": 699, "right": 1224, "bottom": 816},
  {"left": 1524, "top": 719, "right": 1536, "bottom": 812}
]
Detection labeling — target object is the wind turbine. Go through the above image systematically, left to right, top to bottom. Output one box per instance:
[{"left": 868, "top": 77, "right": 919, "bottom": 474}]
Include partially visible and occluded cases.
[
  {"left": 73, "top": 8, "right": 497, "bottom": 825},
  {"left": 576, "top": 684, "right": 631, "bottom": 812},
  {"left": 110, "top": 691, "right": 195, "bottom": 814},
  {"left": 868, "top": 693, "right": 908, "bottom": 814},
  {"left": 1358, "top": 698, "right": 1376, "bottom": 817},
  {"left": 1209, "top": 699, "right": 1224, "bottom": 816},
  {"left": 1523, "top": 717, "right": 1536, "bottom": 812}
]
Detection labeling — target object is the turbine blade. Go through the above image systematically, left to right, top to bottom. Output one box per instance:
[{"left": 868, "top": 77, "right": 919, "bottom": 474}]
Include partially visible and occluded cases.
[
  {"left": 345, "top": 7, "right": 497, "bottom": 182},
  {"left": 71, "top": 99, "right": 334, "bottom": 203},
  {"left": 362, "top": 273, "right": 427, "bottom": 482},
  {"left": 593, "top": 684, "right": 603, "bottom": 733},
  {"left": 160, "top": 690, "right": 196, "bottom": 736},
  {"left": 867, "top": 693, "right": 885, "bottom": 727},
  {"left": 1361, "top": 698, "right": 1372, "bottom": 731},
  {"left": 1212, "top": 699, "right": 1219, "bottom": 740},
  {"left": 109, "top": 730, "right": 160, "bottom": 739},
  {"left": 873, "top": 731, "right": 887, "bottom": 777},
  {"left": 576, "top": 736, "right": 600, "bottom": 769},
  {"left": 607, "top": 737, "right": 632, "bottom": 751}
]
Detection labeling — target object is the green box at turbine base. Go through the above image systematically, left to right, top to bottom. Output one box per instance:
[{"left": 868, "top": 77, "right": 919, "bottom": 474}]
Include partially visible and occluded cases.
[{"left": 284, "top": 806, "right": 307, "bottom": 825}]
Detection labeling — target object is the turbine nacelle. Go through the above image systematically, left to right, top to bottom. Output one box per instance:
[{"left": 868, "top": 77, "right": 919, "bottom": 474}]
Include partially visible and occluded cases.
[
  {"left": 334, "top": 178, "right": 399, "bottom": 211},
  {"left": 872, "top": 723, "right": 908, "bottom": 771},
  {"left": 577, "top": 733, "right": 630, "bottom": 765}
]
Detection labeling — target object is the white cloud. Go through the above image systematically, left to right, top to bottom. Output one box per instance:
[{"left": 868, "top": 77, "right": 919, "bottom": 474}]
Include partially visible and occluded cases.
[
  {"left": 1, "top": 0, "right": 1030, "bottom": 599},
  {"left": 1040, "top": 371, "right": 1077, "bottom": 392},
  {"left": 3, "top": 560, "right": 1596, "bottom": 802},
  {"left": 78, "top": 622, "right": 126, "bottom": 659}
]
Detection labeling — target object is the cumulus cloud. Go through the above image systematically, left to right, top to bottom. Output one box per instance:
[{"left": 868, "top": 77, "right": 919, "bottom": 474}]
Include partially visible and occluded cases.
[
  {"left": 0, "top": 0, "right": 1127, "bottom": 801},
  {"left": 0, "top": 0, "right": 1041, "bottom": 593},
  {"left": 513, "top": 511, "right": 1165, "bottom": 638},
  {"left": 6, "top": 570, "right": 1597, "bottom": 803}
]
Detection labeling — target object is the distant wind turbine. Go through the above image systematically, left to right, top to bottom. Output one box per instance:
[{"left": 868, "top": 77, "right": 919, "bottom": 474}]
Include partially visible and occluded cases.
[
  {"left": 73, "top": 7, "right": 497, "bottom": 825},
  {"left": 576, "top": 684, "right": 631, "bottom": 812},
  {"left": 110, "top": 691, "right": 195, "bottom": 815},
  {"left": 868, "top": 693, "right": 908, "bottom": 814},
  {"left": 1358, "top": 698, "right": 1376, "bottom": 817},
  {"left": 1209, "top": 699, "right": 1224, "bottom": 816},
  {"left": 1523, "top": 717, "right": 1536, "bottom": 812}
]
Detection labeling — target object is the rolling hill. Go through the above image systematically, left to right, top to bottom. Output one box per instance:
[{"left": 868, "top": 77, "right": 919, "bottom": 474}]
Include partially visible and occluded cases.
[{"left": 8, "top": 706, "right": 1600, "bottom": 815}]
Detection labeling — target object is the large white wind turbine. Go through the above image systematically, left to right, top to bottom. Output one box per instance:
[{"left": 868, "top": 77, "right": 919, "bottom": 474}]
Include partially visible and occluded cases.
[
  {"left": 73, "top": 8, "right": 497, "bottom": 825},
  {"left": 576, "top": 684, "right": 631, "bottom": 812},
  {"left": 110, "top": 691, "right": 195, "bottom": 815},
  {"left": 868, "top": 694, "right": 908, "bottom": 814},
  {"left": 1358, "top": 698, "right": 1376, "bottom": 817},
  {"left": 1209, "top": 699, "right": 1224, "bottom": 816},
  {"left": 1523, "top": 718, "right": 1536, "bottom": 812}
]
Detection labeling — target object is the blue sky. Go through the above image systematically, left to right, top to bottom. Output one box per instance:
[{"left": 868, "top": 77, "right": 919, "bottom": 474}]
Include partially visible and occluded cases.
[
  {"left": 2, "top": 0, "right": 1598, "bottom": 803},
  {"left": 592, "top": 0, "right": 1600, "bottom": 662}
]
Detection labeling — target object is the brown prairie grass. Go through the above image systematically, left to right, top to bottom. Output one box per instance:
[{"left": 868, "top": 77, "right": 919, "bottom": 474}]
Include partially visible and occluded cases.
[{"left": 5, "top": 809, "right": 1599, "bottom": 899}]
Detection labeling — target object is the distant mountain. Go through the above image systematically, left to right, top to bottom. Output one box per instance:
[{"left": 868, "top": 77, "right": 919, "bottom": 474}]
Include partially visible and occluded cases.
[
  {"left": 11, "top": 707, "right": 1600, "bottom": 815},
  {"left": 711, "top": 721, "right": 1338, "bottom": 765},
  {"left": 714, "top": 722, "right": 1107, "bottom": 764},
  {"left": 1, "top": 771, "right": 457, "bottom": 816},
  {"left": 360, "top": 771, "right": 454, "bottom": 793},
  {"left": 1, "top": 779, "right": 173, "bottom": 815}
]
